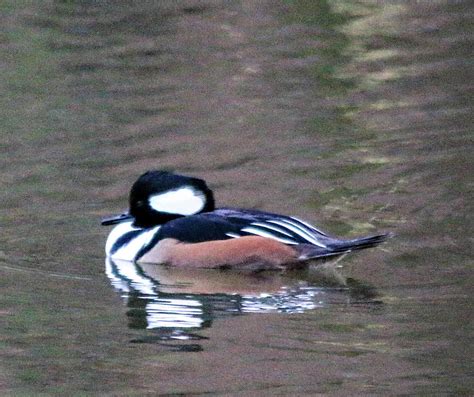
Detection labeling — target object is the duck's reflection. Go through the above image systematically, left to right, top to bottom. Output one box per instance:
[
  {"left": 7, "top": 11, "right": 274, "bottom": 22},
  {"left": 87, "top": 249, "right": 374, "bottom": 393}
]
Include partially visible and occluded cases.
[{"left": 106, "top": 258, "right": 379, "bottom": 342}]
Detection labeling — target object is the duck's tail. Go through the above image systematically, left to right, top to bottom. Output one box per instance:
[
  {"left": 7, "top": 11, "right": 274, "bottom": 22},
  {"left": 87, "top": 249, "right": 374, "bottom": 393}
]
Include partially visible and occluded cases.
[{"left": 295, "top": 233, "right": 392, "bottom": 261}]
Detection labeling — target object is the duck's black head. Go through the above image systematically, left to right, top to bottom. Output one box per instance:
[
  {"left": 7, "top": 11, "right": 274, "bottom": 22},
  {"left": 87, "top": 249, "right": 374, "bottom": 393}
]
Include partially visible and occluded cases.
[{"left": 102, "top": 170, "right": 215, "bottom": 228}]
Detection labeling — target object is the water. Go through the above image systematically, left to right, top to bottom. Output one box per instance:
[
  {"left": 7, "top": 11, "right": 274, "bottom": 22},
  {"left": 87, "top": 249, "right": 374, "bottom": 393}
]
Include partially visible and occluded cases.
[{"left": 1, "top": 0, "right": 472, "bottom": 395}]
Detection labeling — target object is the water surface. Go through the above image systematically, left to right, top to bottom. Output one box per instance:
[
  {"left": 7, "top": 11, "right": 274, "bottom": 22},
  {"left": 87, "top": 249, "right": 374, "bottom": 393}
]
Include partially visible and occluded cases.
[{"left": 0, "top": 0, "right": 472, "bottom": 395}]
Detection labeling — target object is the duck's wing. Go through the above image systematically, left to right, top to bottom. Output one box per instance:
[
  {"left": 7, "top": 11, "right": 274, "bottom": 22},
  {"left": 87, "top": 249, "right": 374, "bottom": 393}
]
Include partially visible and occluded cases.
[
  {"left": 155, "top": 207, "right": 332, "bottom": 247},
  {"left": 156, "top": 207, "right": 390, "bottom": 257},
  {"left": 211, "top": 208, "right": 391, "bottom": 259}
]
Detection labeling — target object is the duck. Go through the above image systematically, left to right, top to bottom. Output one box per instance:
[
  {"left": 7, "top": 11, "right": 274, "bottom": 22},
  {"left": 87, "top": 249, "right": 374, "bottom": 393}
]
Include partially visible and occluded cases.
[{"left": 102, "top": 170, "right": 390, "bottom": 271}]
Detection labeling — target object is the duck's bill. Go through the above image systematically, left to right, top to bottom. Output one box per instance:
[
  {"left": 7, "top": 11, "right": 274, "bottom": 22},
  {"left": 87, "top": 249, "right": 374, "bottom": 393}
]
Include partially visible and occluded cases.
[{"left": 101, "top": 212, "right": 134, "bottom": 226}]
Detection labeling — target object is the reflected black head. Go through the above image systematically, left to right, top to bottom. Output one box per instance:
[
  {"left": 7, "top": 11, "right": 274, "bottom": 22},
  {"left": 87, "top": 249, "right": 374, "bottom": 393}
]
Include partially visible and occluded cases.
[{"left": 129, "top": 170, "right": 215, "bottom": 228}]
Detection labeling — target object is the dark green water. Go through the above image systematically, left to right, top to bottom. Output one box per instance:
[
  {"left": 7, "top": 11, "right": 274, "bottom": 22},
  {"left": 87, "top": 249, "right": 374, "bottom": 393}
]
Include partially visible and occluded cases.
[{"left": 1, "top": 1, "right": 472, "bottom": 395}]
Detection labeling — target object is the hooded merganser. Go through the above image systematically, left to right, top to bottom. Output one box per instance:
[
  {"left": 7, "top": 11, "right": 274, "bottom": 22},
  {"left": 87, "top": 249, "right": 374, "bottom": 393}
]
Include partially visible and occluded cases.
[{"left": 102, "top": 170, "right": 390, "bottom": 270}]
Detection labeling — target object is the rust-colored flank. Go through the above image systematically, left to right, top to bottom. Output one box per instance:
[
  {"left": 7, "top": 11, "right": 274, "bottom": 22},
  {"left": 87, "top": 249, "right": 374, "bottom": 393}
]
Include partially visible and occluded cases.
[{"left": 138, "top": 236, "right": 300, "bottom": 271}]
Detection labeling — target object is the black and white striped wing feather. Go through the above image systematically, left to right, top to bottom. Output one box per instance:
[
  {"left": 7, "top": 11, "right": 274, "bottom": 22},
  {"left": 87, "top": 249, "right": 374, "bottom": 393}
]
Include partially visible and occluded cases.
[
  {"left": 155, "top": 207, "right": 329, "bottom": 248},
  {"left": 213, "top": 208, "right": 330, "bottom": 248},
  {"left": 215, "top": 208, "right": 390, "bottom": 258}
]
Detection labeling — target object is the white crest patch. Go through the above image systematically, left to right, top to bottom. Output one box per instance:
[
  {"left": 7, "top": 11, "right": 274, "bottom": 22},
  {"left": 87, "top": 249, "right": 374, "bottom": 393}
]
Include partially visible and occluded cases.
[{"left": 148, "top": 186, "right": 206, "bottom": 215}]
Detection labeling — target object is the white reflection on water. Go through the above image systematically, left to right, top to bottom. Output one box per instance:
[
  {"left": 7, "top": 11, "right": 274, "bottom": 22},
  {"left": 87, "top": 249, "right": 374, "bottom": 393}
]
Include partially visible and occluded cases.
[
  {"left": 105, "top": 257, "right": 373, "bottom": 338},
  {"left": 241, "top": 288, "right": 324, "bottom": 314},
  {"left": 146, "top": 299, "right": 204, "bottom": 329}
]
